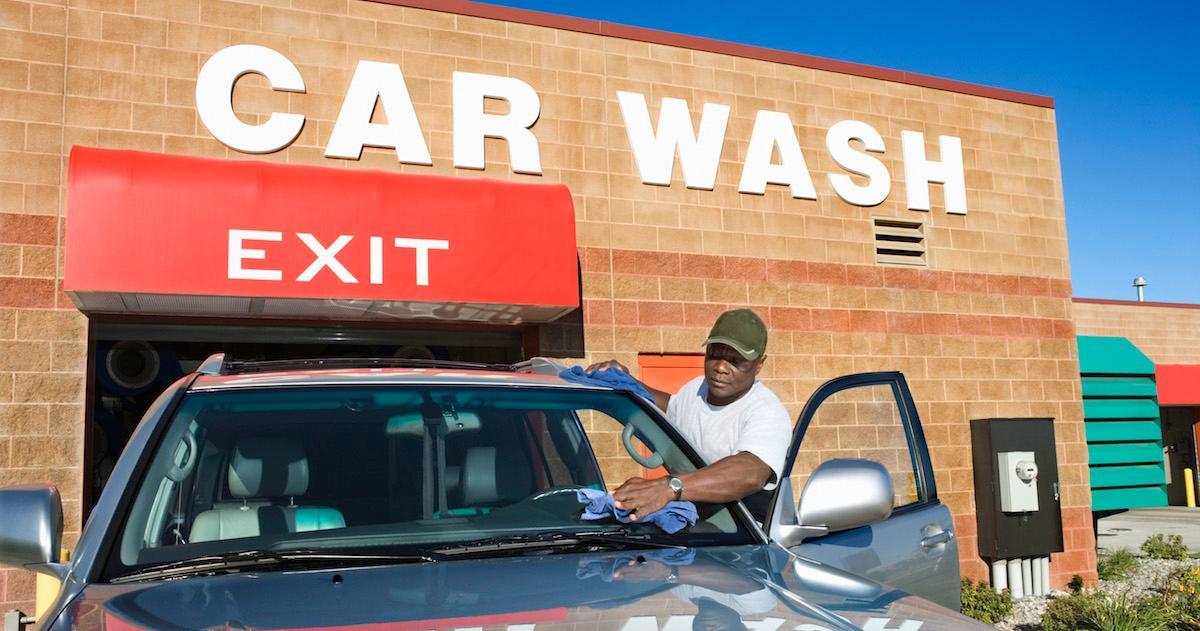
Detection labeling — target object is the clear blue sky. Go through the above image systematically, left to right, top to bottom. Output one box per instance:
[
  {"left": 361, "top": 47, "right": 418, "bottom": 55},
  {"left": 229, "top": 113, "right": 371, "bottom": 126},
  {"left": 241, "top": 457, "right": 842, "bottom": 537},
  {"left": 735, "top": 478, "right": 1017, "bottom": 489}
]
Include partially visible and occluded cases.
[{"left": 481, "top": 0, "right": 1200, "bottom": 303}]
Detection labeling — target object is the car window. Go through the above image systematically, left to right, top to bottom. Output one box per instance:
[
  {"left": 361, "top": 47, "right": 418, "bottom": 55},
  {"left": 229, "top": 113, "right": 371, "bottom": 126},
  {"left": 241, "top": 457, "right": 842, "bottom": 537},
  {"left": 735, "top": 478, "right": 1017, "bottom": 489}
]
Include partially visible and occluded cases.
[
  {"left": 787, "top": 383, "right": 926, "bottom": 509},
  {"left": 105, "top": 384, "right": 754, "bottom": 579}
]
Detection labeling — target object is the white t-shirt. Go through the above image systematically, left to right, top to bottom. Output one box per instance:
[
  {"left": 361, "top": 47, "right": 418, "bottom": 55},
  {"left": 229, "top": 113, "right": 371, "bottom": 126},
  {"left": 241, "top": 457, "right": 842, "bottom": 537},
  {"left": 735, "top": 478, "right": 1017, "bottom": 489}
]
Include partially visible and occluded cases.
[{"left": 665, "top": 377, "right": 793, "bottom": 489}]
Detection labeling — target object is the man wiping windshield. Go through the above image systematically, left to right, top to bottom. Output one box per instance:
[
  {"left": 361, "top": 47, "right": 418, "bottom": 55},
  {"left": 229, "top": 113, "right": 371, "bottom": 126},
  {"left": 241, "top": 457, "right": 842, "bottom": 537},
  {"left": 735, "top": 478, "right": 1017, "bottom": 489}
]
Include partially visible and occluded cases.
[{"left": 587, "top": 308, "right": 793, "bottom": 522}]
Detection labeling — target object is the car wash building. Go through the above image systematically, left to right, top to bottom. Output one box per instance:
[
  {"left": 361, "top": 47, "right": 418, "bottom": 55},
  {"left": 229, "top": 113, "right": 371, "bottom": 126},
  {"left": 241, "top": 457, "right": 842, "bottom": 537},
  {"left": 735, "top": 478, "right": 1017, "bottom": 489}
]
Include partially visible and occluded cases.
[
  {"left": 0, "top": 0, "right": 1092, "bottom": 611},
  {"left": 1073, "top": 299, "right": 1200, "bottom": 510}
]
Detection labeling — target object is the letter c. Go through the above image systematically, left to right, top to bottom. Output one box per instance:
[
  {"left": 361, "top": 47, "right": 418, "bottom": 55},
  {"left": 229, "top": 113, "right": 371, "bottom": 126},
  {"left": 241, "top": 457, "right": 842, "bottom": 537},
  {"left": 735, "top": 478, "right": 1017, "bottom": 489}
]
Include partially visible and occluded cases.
[{"left": 196, "top": 45, "right": 306, "bottom": 154}]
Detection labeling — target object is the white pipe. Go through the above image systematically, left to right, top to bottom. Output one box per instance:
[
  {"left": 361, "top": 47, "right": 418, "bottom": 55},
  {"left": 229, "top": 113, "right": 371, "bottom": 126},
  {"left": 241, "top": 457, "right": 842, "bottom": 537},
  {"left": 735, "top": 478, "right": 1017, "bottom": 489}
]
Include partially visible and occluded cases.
[
  {"left": 1031, "top": 557, "right": 1043, "bottom": 595},
  {"left": 1041, "top": 557, "right": 1051, "bottom": 594},
  {"left": 1021, "top": 558, "right": 1033, "bottom": 597},
  {"left": 1008, "top": 559, "right": 1024, "bottom": 599},
  {"left": 992, "top": 560, "right": 1008, "bottom": 592}
]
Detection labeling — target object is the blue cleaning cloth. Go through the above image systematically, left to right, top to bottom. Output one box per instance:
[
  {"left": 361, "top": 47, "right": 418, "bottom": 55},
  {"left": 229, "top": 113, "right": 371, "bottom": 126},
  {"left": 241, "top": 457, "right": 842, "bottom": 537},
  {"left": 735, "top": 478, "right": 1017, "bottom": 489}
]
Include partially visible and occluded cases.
[
  {"left": 559, "top": 366, "right": 655, "bottom": 404},
  {"left": 576, "top": 488, "right": 698, "bottom": 534},
  {"left": 575, "top": 547, "right": 697, "bottom": 582}
]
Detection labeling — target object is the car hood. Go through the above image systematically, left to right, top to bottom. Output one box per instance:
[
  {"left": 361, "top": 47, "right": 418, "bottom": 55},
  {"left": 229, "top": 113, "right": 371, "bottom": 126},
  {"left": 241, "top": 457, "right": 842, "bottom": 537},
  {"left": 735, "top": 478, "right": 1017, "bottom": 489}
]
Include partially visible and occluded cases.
[{"left": 62, "top": 546, "right": 987, "bottom": 631}]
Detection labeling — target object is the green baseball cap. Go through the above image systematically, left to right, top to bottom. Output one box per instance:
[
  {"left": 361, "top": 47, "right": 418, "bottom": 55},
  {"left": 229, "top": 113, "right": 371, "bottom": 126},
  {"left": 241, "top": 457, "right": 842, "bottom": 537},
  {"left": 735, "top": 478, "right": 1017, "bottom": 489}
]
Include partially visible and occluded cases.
[{"left": 703, "top": 308, "right": 767, "bottom": 360}]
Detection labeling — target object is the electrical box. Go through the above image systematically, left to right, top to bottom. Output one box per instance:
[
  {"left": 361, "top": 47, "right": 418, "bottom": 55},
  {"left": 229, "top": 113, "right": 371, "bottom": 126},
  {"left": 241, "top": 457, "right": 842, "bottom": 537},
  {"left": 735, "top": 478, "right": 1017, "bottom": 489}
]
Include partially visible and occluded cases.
[
  {"left": 971, "top": 418, "right": 1064, "bottom": 560},
  {"left": 998, "top": 451, "right": 1039, "bottom": 512}
]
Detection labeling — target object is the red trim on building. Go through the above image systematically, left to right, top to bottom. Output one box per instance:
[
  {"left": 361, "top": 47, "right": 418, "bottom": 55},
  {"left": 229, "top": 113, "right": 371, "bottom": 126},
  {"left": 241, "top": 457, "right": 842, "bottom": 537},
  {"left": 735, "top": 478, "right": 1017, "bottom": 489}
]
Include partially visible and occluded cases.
[
  {"left": 369, "top": 0, "right": 1055, "bottom": 109},
  {"left": 1073, "top": 297, "right": 1200, "bottom": 310},
  {"left": 1157, "top": 364, "right": 1200, "bottom": 406}
]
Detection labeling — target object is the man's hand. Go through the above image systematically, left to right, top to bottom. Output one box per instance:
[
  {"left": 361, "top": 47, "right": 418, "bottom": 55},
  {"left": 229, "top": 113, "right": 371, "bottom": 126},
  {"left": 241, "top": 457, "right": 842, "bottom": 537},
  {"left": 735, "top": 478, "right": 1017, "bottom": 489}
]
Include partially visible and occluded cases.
[
  {"left": 583, "top": 359, "right": 671, "bottom": 412},
  {"left": 585, "top": 359, "right": 630, "bottom": 374},
  {"left": 613, "top": 477, "right": 674, "bottom": 520}
]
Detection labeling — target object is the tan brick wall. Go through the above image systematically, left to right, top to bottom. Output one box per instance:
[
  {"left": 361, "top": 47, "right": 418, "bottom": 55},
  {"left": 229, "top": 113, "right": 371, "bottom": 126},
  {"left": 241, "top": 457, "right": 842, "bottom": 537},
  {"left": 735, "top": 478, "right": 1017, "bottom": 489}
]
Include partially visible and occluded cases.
[
  {"left": 0, "top": 0, "right": 1089, "bottom": 608},
  {"left": 1073, "top": 300, "right": 1200, "bottom": 364}
]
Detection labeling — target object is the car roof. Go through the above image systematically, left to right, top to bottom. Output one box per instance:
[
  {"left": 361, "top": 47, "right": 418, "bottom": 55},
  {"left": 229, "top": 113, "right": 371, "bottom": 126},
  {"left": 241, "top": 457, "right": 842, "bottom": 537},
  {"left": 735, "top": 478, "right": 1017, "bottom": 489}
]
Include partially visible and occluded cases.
[{"left": 189, "top": 365, "right": 608, "bottom": 392}]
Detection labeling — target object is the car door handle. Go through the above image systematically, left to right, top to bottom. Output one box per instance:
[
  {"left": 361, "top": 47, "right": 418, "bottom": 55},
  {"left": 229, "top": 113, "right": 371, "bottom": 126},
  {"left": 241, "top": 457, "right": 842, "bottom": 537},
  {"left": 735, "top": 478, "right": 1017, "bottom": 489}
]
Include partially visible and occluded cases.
[{"left": 921, "top": 529, "right": 954, "bottom": 548}]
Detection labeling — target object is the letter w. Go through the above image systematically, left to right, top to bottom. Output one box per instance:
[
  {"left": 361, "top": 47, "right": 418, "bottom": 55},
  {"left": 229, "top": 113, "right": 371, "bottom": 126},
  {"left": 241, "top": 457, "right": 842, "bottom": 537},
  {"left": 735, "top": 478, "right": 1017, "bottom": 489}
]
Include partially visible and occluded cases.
[{"left": 617, "top": 91, "right": 729, "bottom": 190}]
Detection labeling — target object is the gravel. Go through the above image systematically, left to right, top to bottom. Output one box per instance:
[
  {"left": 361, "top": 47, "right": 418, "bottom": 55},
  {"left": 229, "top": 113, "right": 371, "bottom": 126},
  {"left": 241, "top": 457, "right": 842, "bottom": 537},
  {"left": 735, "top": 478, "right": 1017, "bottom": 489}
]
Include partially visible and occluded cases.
[{"left": 992, "top": 557, "right": 1200, "bottom": 630}]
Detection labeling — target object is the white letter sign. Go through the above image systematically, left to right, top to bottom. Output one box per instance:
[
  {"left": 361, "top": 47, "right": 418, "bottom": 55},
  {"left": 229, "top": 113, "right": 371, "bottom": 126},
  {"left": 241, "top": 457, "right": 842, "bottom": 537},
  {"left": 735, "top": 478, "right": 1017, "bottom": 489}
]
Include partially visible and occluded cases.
[
  {"left": 196, "top": 45, "right": 306, "bottom": 154},
  {"left": 325, "top": 61, "right": 432, "bottom": 164},
  {"left": 453, "top": 71, "right": 542, "bottom": 174},
  {"left": 617, "top": 91, "right": 729, "bottom": 189},
  {"left": 738, "top": 110, "right": 816, "bottom": 199},
  {"left": 827, "top": 120, "right": 891, "bottom": 207},
  {"left": 901, "top": 130, "right": 967, "bottom": 214},
  {"left": 228, "top": 229, "right": 283, "bottom": 281},
  {"left": 296, "top": 233, "right": 358, "bottom": 283},
  {"left": 394, "top": 238, "right": 450, "bottom": 286}
]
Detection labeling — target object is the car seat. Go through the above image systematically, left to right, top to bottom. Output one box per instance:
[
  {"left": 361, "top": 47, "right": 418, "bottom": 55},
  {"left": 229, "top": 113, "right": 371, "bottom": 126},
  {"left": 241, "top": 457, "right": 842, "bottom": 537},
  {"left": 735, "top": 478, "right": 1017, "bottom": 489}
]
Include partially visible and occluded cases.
[
  {"left": 191, "top": 437, "right": 346, "bottom": 542},
  {"left": 458, "top": 446, "right": 534, "bottom": 509}
]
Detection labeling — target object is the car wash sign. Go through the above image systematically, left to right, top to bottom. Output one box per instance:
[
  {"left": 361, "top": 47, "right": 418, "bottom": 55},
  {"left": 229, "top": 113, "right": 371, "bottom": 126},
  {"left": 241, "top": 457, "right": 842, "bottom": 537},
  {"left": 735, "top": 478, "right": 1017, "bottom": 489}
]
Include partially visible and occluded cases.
[
  {"left": 195, "top": 45, "right": 967, "bottom": 214},
  {"left": 63, "top": 147, "right": 579, "bottom": 323}
]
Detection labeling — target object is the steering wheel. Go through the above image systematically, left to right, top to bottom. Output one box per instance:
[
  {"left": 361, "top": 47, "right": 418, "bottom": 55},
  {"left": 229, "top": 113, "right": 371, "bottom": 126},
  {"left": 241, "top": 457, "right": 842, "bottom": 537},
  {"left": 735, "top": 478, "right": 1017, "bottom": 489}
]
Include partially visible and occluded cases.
[{"left": 525, "top": 484, "right": 587, "bottom": 503}]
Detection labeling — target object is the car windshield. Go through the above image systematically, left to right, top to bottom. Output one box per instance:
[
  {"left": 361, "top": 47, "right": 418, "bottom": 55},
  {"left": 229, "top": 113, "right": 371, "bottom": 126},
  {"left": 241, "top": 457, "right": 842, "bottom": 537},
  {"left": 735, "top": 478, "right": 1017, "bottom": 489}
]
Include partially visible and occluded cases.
[{"left": 104, "top": 381, "right": 754, "bottom": 579}]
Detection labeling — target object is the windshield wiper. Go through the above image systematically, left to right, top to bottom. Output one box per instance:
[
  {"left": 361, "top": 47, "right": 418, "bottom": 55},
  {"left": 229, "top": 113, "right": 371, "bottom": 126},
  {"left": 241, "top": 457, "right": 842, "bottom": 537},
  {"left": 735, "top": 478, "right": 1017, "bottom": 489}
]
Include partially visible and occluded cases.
[
  {"left": 432, "top": 530, "right": 684, "bottom": 558},
  {"left": 112, "top": 548, "right": 438, "bottom": 583}
]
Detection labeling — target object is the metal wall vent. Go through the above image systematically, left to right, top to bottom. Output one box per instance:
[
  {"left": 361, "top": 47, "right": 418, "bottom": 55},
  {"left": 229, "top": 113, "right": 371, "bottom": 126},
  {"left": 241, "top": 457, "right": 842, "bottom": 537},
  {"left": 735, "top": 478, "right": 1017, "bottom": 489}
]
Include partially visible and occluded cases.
[{"left": 873, "top": 217, "right": 926, "bottom": 267}]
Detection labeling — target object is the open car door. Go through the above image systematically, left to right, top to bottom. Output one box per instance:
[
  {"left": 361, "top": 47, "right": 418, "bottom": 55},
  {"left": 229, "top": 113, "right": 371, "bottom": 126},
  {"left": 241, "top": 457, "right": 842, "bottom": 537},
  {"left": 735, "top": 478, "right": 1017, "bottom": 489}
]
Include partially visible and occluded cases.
[{"left": 765, "top": 372, "right": 960, "bottom": 611}]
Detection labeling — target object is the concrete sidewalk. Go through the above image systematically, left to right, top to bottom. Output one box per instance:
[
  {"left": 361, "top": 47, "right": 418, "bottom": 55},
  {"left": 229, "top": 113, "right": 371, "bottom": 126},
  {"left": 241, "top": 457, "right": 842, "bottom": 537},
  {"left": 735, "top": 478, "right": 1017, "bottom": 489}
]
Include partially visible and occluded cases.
[{"left": 1095, "top": 507, "right": 1200, "bottom": 553}]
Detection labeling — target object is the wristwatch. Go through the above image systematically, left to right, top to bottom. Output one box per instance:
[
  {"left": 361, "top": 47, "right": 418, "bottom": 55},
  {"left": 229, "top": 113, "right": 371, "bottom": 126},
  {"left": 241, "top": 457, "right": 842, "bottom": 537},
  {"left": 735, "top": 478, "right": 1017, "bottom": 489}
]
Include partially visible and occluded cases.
[{"left": 667, "top": 476, "right": 683, "bottom": 501}]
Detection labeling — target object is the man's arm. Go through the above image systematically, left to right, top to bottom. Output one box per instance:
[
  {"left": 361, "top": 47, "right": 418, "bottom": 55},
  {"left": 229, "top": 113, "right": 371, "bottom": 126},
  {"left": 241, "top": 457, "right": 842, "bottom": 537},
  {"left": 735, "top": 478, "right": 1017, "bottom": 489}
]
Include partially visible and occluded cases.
[
  {"left": 584, "top": 359, "right": 670, "bottom": 412},
  {"left": 612, "top": 451, "right": 773, "bottom": 519}
]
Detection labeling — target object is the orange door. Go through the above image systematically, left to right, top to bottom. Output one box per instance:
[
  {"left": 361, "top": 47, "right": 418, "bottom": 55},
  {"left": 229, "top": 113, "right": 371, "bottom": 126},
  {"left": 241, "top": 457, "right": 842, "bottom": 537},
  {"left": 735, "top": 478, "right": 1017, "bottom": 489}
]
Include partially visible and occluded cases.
[{"left": 636, "top": 354, "right": 704, "bottom": 479}]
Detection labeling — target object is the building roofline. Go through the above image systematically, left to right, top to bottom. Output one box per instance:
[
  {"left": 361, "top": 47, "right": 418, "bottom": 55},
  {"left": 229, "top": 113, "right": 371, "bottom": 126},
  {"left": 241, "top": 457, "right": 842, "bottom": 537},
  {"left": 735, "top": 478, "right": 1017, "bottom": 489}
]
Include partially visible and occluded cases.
[
  {"left": 370, "top": 0, "right": 1055, "bottom": 109},
  {"left": 1073, "top": 297, "right": 1200, "bottom": 310}
]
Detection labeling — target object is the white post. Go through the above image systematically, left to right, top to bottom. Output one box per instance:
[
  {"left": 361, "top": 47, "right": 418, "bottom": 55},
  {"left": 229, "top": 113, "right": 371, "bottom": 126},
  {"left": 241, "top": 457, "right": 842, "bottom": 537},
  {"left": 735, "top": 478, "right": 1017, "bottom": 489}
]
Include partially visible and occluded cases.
[
  {"left": 1031, "top": 557, "right": 1043, "bottom": 595},
  {"left": 1041, "top": 557, "right": 1051, "bottom": 594},
  {"left": 1021, "top": 558, "right": 1033, "bottom": 597},
  {"left": 1008, "top": 559, "right": 1024, "bottom": 599},
  {"left": 992, "top": 560, "right": 1008, "bottom": 593}
]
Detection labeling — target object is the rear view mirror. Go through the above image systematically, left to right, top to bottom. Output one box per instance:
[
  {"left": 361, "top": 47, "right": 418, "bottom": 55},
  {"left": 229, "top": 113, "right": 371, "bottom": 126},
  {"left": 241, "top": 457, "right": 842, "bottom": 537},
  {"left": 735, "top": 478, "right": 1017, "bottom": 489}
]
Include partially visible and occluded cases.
[
  {"left": 774, "top": 459, "right": 893, "bottom": 547},
  {"left": 0, "top": 485, "right": 66, "bottom": 578}
]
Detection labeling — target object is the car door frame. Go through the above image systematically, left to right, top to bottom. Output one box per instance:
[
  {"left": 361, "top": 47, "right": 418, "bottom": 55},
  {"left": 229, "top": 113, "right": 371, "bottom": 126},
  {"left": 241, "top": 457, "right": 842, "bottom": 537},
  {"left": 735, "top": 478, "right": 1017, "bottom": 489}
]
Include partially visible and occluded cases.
[{"left": 765, "top": 371, "right": 940, "bottom": 528}]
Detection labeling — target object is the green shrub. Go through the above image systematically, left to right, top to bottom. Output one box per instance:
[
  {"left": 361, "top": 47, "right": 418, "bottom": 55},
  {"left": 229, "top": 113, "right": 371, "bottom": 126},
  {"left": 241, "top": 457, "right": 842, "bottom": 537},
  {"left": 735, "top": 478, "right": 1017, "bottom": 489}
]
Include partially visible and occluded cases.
[
  {"left": 1141, "top": 533, "right": 1189, "bottom": 560},
  {"left": 1098, "top": 548, "right": 1140, "bottom": 580},
  {"left": 1161, "top": 566, "right": 1200, "bottom": 630},
  {"left": 1068, "top": 574, "right": 1085, "bottom": 593},
  {"left": 959, "top": 577, "right": 1012, "bottom": 624},
  {"left": 1042, "top": 590, "right": 1173, "bottom": 631}
]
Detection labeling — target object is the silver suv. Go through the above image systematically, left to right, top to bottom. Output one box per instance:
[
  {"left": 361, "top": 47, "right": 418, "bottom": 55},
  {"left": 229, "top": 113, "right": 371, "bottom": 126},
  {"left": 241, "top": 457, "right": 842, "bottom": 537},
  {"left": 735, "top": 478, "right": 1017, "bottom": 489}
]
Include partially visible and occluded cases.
[{"left": 1, "top": 357, "right": 980, "bottom": 630}]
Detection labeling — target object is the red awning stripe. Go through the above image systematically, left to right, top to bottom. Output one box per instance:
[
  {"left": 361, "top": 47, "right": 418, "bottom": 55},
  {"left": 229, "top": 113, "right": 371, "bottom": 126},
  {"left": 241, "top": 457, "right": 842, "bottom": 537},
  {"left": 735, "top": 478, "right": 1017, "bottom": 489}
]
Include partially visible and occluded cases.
[
  {"left": 65, "top": 147, "right": 579, "bottom": 320},
  {"left": 1157, "top": 364, "right": 1200, "bottom": 406}
]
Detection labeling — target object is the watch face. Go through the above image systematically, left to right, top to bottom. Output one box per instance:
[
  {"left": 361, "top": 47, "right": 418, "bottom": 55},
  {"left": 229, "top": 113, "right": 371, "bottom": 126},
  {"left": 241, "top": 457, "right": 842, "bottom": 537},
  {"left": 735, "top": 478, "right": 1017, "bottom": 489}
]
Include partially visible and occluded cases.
[{"left": 669, "top": 477, "right": 683, "bottom": 491}]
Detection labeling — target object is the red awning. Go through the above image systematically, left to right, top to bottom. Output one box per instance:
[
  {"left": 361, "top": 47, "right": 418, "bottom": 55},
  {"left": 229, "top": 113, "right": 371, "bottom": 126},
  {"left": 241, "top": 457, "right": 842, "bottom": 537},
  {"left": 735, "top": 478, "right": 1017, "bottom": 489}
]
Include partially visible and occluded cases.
[
  {"left": 65, "top": 147, "right": 579, "bottom": 323},
  {"left": 1157, "top": 364, "right": 1200, "bottom": 406}
]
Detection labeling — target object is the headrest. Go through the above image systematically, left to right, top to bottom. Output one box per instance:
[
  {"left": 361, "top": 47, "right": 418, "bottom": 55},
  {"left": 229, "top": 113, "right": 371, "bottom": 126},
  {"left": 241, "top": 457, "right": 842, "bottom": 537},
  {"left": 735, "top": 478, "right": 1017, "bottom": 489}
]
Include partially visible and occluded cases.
[
  {"left": 228, "top": 437, "right": 309, "bottom": 498},
  {"left": 461, "top": 447, "right": 532, "bottom": 506}
]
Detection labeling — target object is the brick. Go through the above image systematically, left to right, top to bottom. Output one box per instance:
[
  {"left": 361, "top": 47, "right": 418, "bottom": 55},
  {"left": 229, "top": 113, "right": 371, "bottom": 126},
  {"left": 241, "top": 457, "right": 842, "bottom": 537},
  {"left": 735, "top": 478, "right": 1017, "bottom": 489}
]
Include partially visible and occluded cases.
[
  {"left": 200, "top": 0, "right": 261, "bottom": 30},
  {"left": 0, "top": 213, "right": 55, "bottom": 246},
  {"left": 612, "top": 250, "right": 679, "bottom": 276},
  {"left": 680, "top": 253, "right": 724, "bottom": 279},
  {"left": 723, "top": 256, "right": 766, "bottom": 281},
  {"left": 766, "top": 259, "right": 806, "bottom": 284},
  {"left": 807, "top": 262, "right": 846, "bottom": 285},
  {"left": 0, "top": 278, "right": 54, "bottom": 307},
  {"left": 637, "top": 301, "right": 683, "bottom": 326},
  {"left": 684, "top": 303, "right": 726, "bottom": 328},
  {"left": 0, "top": 403, "right": 48, "bottom": 435}
]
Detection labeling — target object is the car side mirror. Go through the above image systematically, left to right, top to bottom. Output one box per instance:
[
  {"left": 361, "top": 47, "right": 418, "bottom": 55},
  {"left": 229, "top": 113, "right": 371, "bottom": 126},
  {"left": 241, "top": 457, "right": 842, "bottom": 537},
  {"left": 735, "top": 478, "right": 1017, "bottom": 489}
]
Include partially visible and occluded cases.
[
  {"left": 773, "top": 459, "right": 894, "bottom": 548},
  {"left": 0, "top": 485, "right": 67, "bottom": 578}
]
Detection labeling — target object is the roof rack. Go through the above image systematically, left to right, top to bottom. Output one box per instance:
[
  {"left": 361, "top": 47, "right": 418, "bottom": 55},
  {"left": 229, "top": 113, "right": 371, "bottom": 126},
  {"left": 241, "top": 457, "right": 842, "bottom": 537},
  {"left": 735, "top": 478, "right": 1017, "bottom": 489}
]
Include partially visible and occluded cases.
[{"left": 195, "top": 353, "right": 520, "bottom": 376}]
